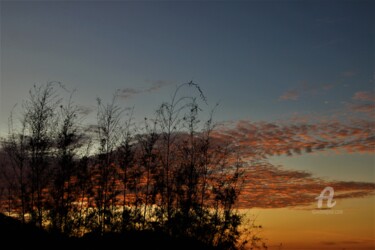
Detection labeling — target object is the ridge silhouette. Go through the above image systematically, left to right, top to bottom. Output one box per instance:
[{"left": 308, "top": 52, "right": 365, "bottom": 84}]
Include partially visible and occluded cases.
[{"left": 0, "top": 213, "right": 217, "bottom": 250}]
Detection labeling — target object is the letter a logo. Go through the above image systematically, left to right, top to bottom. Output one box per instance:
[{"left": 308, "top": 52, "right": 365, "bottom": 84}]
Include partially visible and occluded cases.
[{"left": 315, "top": 186, "right": 336, "bottom": 208}]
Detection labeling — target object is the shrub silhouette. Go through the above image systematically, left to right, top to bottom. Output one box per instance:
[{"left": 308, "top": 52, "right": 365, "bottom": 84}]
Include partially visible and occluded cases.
[{"left": 0, "top": 82, "right": 265, "bottom": 249}]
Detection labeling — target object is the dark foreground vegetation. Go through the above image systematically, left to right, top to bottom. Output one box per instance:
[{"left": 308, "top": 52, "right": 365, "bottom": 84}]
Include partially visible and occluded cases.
[
  {"left": 0, "top": 82, "right": 264, "bottom": 249},
  {"left": 0, "top": 213, "right": 217, "bottom": 250}
]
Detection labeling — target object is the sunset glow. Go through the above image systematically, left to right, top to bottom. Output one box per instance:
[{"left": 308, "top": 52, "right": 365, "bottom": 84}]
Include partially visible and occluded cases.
[{"left": 0, "top": 1, "right": 374, "bottom": 249}]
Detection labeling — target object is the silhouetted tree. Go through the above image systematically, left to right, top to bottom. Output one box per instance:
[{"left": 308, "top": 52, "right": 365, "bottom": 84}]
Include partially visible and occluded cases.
[
  {"left": 0, "top": 81, "right": 264, "bottom": 249},
  {"left": 155, "top": 81, "right": 206, "bottom": 227},
  {"left": 24, "top": 83, "right": 61, "bottom": 227},
  {"left": 49, "top": 91, "right": 84, "bottom": 234},
  {"left": 93, "top": 95, "right": 123, "bottom": 233},
  {"left": 116, "top": 108, "right": 137, "bottom": 232},
  {"left": 1, "top": 113, "right": 29, "bottom": 223},
  {"left": 136, "top": 117, "right": 159, "bottom": 230},
  {"left": 72, "top": 145, "right": 95, "bottom": 236}
]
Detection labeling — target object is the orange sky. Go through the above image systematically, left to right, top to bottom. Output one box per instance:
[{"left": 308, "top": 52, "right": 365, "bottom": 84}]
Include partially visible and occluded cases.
[{"left": 244, "top": 196, "right": 375, "bottom": 249}]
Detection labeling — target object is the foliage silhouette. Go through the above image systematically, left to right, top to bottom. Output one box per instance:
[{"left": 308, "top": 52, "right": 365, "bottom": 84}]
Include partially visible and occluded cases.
[{"left": 0, "top": 82, "right": 266, "bottom": 249}]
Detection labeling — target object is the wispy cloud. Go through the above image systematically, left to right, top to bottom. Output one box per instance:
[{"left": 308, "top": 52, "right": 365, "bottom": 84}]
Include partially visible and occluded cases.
[
  {"left": 341, "top": 70, "right": 357, "bottom": 78},
  {"left": 117, "top": 80, "right": 172, "bottom": 99},
  {"left": 147, "top": 80, "right": 171, "bottom": 92},
  {"left": 279, "top": 82, "right": 335, "bottom": 101},
  {"left": 118, "top": 88, "right": 143, "bottom": 99},
  {"left": 279, "top": 90, "right": 299, "bottom": 101},
  {"left": 347, "top": 90, "right": 375, "bottom": 118},
  {"left": 352, "top": 91, "right": 375, "bottom": 102},
  {"left": 212, "top": 101, "right": 375, "bottom": 208},
  {"left": 349, "top": 103, "right": 374, "bottom": 114},
  {"left": 77, "top": 105, "right": 94, "bottom": 116},
  {"left": 213, "top": 118, "right": 375, "bottom": 159},
  {"left": 238, "top": 162, "right": 375, "bottom": 208}
]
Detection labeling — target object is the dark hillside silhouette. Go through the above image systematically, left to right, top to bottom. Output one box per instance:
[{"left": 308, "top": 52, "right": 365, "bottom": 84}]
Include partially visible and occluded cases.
[
  {"left": 0, "top": 82, "right": 266, "bottom": 250},
  {"left": 0, "top": 212, "right": 217, "bottom": 250},
  {"left": 0, "top": 212, "right": 65, "bottom": 248}
]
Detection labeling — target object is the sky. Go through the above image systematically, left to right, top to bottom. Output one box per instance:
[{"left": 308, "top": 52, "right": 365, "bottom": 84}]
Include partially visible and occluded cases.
[{"left": 0, "top": 1, "right": 374, "bottom": 249}]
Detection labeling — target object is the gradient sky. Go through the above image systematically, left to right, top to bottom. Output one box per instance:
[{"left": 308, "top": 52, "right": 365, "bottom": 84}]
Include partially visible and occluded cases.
[{"left": 1, "top": 1, "right": 374, "bottom": 249}]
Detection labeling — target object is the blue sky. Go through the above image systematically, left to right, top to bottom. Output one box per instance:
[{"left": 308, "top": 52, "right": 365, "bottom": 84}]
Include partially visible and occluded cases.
[
  {"left": 1, "top": 1, "right": 374, "bottom": 181},
  {"left": 1, "top": 1, "right": 373, "bottom": 125}
]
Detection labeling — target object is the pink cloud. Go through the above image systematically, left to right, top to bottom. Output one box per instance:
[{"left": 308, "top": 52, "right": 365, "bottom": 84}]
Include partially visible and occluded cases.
[
  {"left": 279, "top": 82, "right": 336, "bottom": 101},
  {"left": 279, "top": 90, "right": 299, "bottom": 101},
  {"left": 346, "top": 91, "right": 375, "bottom": 118},
  {"left": 352, "top": 91, "right": 375, "bottom": 102},
  {"left": 349, "top": 103, "right": 374, "bottom": 114},
  {"left": 210, "top": 116, "right": 375, "bottom": 208},
  {"left": 213, "top": 119, "right": 375, "bottom": 158},
  {"left": 237, "top": 163, "right": 375, "bottom": 208}
]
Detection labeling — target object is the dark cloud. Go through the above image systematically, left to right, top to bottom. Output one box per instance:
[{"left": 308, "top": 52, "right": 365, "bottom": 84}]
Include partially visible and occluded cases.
[
  {"left": 117, "top": 80, "right": 172, "bottom": 99},
  {"left": 118, "top": 87, "right": 143, "bottom": 99},
  {"left": 77, "top": 105, "right": 94, "bottom": 116},
  {"left": 85, "top": 124, "right": 99, "bottom": 134}
]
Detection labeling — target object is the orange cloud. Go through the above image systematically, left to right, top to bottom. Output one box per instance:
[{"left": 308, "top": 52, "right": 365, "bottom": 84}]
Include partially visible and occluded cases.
[
  {"left": 347, "top": 90, "right": 375, "bottom": 118},
  {"left": 211, "top": 117, "right": 375, "bottom": 208},
  {"left": 213, "top": 119, "right": 375, "bottom": 158},
  {"left": 238, "top": 162, "right": 375, "bottom": 208}
]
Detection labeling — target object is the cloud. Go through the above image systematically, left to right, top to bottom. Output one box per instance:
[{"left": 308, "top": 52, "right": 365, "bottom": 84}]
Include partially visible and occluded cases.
[
  {"left": 341, "top": 70, "right": 357, "bottom": 78},
  {"left": 118, "top": 80, "right": 172, "bottom": 99},
  {"left": 147, "top": 80, "right": 171, "bottom": 92},
  {"left": 279, "top": 82, "right": 335, "bottom": 101},
  {"left": 118, "top": 88, "right": 143, "bottom": 99},
  {"left": 279, "top": 90, "right": 299, "bottom": 101},
  {"left": 347, "top": 91, "right": 375, "bottom": 118},
  {"left": 352, "top": 91, "right": 375, "bottom": 102},
  {"left": 349, "top": 103, "right": 374, "bottom": 114},
  {"left": 77, "top": 105, "right": 94, "bottom": 116},
  {"left": 210, "top": 111, "right": 375, "bottom": 208},
  {"left": 213, "top": 119, "right": 375, "bottom": 159},
  {"left": 85, "top": 124, "right": 99, "bottom": 134},
  {"left": 237, "top": 162, "right": 375, "bottom": 208},
  {"left": 319, "top": 240, "right": 367, "bottom": 247},
  {"left": 341, "top": 241, "right": 361, "bottom": 244}
]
